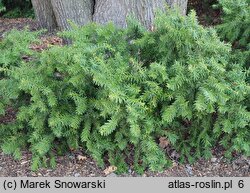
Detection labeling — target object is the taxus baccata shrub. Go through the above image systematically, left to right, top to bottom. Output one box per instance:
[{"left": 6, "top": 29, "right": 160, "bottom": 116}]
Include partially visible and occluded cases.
[
  {"left": 215, "top": 0, "right": 250, "bottom": 110},
  {"left": 215, "top": 0, "right": 249, "bottom": 76},
  {"left": 216, "top": 0, "right": 249, "bottom": 51},
  {"left": 0, "top": 10, "right": 249, "bottom": 173},
  {"left": 0, "top": 29, "right": 40, "bottom": 116}
]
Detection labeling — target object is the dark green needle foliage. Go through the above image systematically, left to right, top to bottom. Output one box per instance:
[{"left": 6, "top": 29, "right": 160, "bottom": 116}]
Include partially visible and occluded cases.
[
  {"left": 215, "top": 0, "right": 250, "bottom": 111},
  {"left": 215, "top": 0, "right": 249, "bottom": 77},
  {"left": 216, "top": 0, "right": 249, "bottom": 50},
  {"left": 0, "top": 9, "right": 249, "bottom": 173}
]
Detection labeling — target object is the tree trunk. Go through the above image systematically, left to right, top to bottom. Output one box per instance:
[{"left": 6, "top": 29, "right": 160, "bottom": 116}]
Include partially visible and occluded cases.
[
  {"left": 31, "top": 0, "right": 57, "bottom": 31},
  {"left": 32, "top": 0, "right": 188, "bottom": 31},
  {"left": 50, "top": 0, "right": 93, "bottom": 30},
  {"left": 93, "top": 0, "right": 166, "bottom": 29},
  {"left": 166, "top": 0, "right": 188, "bottom": 15}
]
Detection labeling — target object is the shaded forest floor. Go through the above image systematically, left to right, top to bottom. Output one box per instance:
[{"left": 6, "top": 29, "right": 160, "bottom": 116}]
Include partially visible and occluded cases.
[
  {"left": 0, "top": 2, "right": 249, "bottom": 177},
  {"left": 0, "top": 18, "right": 38, "bottom": 39}
]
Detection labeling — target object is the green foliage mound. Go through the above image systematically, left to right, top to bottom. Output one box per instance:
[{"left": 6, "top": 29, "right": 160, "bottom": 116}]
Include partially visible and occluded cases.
[
  {"left": 215, "top": 0, "right": 250, "bottom": 70},
  {"left": 215, "top": 0, "right": 250, "bottom": 108},
  {"left": 216, "top": 0, "right": 249, "bottom": 50},
  {"left": 0, "top": 10, "right": 249, "bottom": 173}
]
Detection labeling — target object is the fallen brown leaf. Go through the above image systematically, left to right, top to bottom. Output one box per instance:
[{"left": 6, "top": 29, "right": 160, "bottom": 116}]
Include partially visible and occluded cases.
[
  {"left": 159, "top": 137, "right": 169, "bottom": 148},
  {"left": 77, "top": 155, "right": 87, "bottom": 161},
  {"left": 103, "top": 166, "right": 117, "bottom": 175}
]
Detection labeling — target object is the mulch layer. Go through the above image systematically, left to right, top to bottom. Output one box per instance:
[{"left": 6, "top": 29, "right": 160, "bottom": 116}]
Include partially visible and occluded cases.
[
  {"left": 0, "top": 18, "right": 39, "bottom": 39},
  {"left": 0, "top": 150, "right": 249, "bottom": 177}
]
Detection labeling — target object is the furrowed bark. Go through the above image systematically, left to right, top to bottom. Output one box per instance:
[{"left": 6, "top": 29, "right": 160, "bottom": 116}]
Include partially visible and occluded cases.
[
  {"left": 31, "top": 0, "right": 57, "bottom": 31},
  {"left": 32, "top": 0, "right": 188, "bottom": 31},
  {"left": 51, "top": 0, "right": 93, "bottom": 30},
  {"left": 93, "top": 0, "right": 166, "bottom": 29},
  {"left": 166, "top": 0, "right": 188, "bottom": 15}
]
